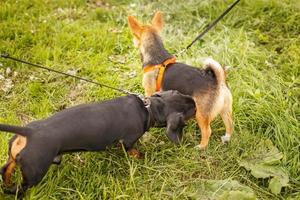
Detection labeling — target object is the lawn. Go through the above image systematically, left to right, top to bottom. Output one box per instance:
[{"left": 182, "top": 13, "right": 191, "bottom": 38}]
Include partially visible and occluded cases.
[{"left": 0, "top": 0, "right": 299, "bottom": 199}]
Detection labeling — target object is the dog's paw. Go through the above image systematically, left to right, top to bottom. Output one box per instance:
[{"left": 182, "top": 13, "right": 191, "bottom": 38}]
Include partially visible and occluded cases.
[
  {"left": 221, "top": 133, "right": 231, "bottom": 144},
  {"left": 194, "top": 144, "right": 207, "bottom": 150},
  {"left": 128, "top": 149, "right": 144, "bottom": 159}
]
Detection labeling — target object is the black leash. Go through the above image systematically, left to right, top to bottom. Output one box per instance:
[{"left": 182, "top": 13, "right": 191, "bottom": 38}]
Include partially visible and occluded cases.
[
  {"left": 176, "top": 0, "right": 241, "bottom": 56},
  {"left": 0, "top": 54, "right": 137, "bottom": 96}
]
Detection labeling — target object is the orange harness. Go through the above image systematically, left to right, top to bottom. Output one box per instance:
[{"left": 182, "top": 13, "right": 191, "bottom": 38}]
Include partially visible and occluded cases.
[{"left": 143, "top": 57, "right": 176, "bottom": 91}]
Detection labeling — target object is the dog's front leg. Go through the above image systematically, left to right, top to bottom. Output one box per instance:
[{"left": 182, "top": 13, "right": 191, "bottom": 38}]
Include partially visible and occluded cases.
[
  {"left": 123, "top": 140, "right": 144, "bottom": 159},
  {"left": 1, "top": 157, "right": 17, "bottom": 187}
]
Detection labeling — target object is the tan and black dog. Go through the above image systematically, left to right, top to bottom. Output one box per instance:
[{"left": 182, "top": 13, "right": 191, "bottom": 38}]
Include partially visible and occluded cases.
[
  {"left": 128, "top": 11, "right": 233, "bottom": 149},
  {"left": 0, "top": 91, "right": 195, "bottom": 195}
]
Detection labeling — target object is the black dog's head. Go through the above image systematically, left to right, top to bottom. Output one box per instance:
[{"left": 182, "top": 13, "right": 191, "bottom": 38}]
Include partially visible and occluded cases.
[{"left": 148, "top": 90, "right": 196, "bottom": 144}]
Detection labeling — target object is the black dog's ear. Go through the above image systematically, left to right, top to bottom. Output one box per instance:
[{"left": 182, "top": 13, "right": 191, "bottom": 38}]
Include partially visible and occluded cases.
[
  {"left": 149, "top": 96, "right": 166, "bottom": 126},
  {"left": 166, "top": 113, "right": 185, "bottom": 144}
]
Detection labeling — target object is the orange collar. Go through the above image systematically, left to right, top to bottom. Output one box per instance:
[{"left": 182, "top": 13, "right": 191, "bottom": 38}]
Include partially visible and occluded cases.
[{"left": 143, "top": 57, "right": 176, "bottom": 91}]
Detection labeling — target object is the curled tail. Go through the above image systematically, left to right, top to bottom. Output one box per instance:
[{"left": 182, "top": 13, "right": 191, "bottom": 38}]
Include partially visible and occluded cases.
[
  {"left": 203, "top": 58, "right": 226, "bottom": 85},
  {"left": 0, "top": 124, "right": 32, "bottom": 136}
]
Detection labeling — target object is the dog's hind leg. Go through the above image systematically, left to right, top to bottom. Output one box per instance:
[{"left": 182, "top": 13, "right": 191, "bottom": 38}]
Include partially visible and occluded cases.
[
  {"left": 220, "top": 89, "right": 233, "bottom": 143},
  {"left": 193, "top": 95, "right": 214, "bottom": 150},
  {"left": 195, "top": 110, "right": 212, "bottom": 150},
  {"left": 1, "top": 135, "right": 27, "bottom": 186},
  {"left": 123, "top": 137, "right": 144, "bottom": 159},
  {"left": 16, "top": 143, "right": 57, "bottom": 194},
  {"left": 18, "top": 156, "right": 53, "bottom": 193},
  {"left": 3, "top": 159, "right": 16, "bottom": 186}
]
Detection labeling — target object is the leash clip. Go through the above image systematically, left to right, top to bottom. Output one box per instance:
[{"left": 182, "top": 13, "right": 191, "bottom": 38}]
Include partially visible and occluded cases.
[{"left": 142, "top": 97, "right": 151, "bottom": 107}]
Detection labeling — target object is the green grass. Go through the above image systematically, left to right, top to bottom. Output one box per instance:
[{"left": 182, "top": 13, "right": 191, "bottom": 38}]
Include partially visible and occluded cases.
[{"left": 0, "top": 0, "right": 299, "bottom": 199}]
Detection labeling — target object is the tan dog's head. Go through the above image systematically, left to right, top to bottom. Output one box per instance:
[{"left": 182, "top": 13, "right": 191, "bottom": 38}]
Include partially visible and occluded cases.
[{"left": 127, "top": 11, "right": 163, "bottom": 49}]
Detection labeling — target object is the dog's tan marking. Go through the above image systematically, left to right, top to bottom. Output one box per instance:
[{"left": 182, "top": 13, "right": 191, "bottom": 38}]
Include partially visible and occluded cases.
[
  {"left": 143, "top": 70, "right": 159, "bottom": 97},
  {"left": 220, "top": 86, "right": 233, "bottom": 143},
  {"left": 220, "top": 88, "right": 233, "bottom": 135},
  {"left": 194, "top": 97, "right": 212, "bottom": 149},
  {"left": 3, "top": 135, "right": 27, "bottom": 186},
  {"left": 11, "top": 136, "right": 27, "bottom": 160},
  {"left": 3, "top": 158, "right": 16, "bottom": 186}
]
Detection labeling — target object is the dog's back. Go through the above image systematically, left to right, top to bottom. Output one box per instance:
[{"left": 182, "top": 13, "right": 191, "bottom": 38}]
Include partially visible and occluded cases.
[
  {"left": 162, "top": 62, "right": 218, "bottom": 96},
  {"left": 25, "top": 95, "right": 147, "bottom": 152}
]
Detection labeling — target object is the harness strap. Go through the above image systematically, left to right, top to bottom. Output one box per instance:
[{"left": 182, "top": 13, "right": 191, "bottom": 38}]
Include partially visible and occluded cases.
[{"left": 143, "top": 57, "right": 176, "bottom": 91}]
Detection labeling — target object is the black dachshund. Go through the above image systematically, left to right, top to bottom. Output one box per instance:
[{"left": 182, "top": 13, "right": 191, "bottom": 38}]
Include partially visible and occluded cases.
[{"left": 0, "top": 90, "right": 195, "bottom": 195}]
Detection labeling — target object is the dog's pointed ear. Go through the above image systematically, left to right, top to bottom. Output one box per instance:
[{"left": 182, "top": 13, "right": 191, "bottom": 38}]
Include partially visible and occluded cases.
[
  {"left": 151, "top": 11, "right": 163, "bottom": 32},
  {"left": 128, "top": 16, "right": 142, "bottom": 38}
]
